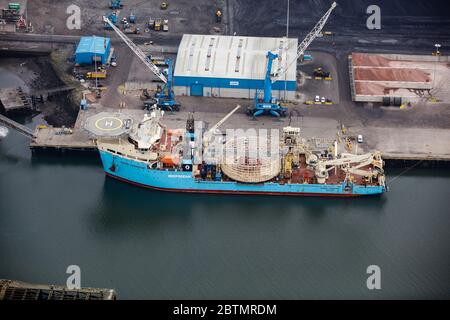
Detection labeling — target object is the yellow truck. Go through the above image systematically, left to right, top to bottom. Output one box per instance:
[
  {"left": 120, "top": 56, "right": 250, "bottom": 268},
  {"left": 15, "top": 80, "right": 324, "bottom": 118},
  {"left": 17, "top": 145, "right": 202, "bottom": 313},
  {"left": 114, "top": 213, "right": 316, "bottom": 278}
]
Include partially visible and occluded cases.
[
  {"left": 154, "top": 19, "right": 162, "bottom": 31},
  {"left": 86, "top": 71, "right": 107, "bottom": 79}
]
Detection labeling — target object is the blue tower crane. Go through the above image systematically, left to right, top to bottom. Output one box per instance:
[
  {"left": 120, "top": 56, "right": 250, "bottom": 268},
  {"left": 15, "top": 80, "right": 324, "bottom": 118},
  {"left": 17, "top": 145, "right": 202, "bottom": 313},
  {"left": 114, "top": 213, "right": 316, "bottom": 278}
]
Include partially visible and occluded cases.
[
  {"left": 247, "top": 2, "right": 337, "bottom": 118},
  {"left": 104, "top": 15, "right": 181, "bottom": 112},
  {"left": 247, "top": 51, "right": 287, "bottom": 118},
  {"left": 154, "top": 58, "right": 180, "bottom": 112}
]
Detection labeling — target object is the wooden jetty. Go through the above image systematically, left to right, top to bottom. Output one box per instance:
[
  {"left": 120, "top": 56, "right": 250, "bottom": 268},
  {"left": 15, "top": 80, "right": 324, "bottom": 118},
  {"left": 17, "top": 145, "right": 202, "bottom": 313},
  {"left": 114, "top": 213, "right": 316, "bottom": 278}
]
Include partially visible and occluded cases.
[
  {"left": 0, "top": 87, "right": 32, "bottom": 113},
  {"left": 30, "top": 108, "right": 97, "bottom": 152},
  {"left": 0, "top": 113, "right": 35, "bottom": 138},
  {"left": 0, "top": 279, "right": 117, "bottom": 300}
]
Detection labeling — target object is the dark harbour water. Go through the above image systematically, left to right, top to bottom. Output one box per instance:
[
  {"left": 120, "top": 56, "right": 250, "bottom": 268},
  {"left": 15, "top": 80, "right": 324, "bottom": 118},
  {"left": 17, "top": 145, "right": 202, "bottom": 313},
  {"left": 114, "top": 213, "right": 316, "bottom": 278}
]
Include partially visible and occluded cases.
[
  {"left": 1, "top": 58, "right": 450, "bottom": 299},
  {"left": 1, "top": 119, "right": 450, "bottom": 299}
]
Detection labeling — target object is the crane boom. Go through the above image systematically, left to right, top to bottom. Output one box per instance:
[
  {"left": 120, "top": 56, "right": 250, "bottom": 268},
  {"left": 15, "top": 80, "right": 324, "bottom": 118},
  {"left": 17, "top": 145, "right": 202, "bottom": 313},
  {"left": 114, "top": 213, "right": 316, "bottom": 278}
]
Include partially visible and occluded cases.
[
  {"left": 273, "top": 1, "right": 337, "bottom": 80},
  {"left": 103, "top": 16, "right": 167, "bottom": 83},
  {"left": 208, "top": 105, "right": 241, "bottom": 134},
  {"left": 314, "top": 151, "right": 382, "bottom": 183},
  {"left": 320, "top": 152, "right": 373, "bottom": 167}
]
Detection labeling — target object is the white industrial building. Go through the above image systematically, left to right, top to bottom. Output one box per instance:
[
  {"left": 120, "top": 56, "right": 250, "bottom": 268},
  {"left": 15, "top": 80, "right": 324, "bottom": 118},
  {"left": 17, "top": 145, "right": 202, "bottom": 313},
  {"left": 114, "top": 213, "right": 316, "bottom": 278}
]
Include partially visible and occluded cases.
[{"left": 173, "top": 34, "right": 298, "bottom": 100}]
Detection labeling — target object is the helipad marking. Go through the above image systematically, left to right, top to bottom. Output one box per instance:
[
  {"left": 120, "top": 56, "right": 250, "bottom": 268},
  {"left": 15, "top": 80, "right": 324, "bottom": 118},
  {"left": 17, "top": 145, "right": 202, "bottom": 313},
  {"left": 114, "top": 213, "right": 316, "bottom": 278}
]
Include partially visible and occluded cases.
[{"left": 94, "top": 117, "right": 123, "bottom": 131}]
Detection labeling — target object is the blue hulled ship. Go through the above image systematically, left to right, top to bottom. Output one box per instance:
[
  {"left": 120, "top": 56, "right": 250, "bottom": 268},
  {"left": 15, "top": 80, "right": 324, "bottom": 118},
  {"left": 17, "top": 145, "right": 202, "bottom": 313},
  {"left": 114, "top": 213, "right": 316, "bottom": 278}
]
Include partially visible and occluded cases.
[{"left": 96, "top": 108, "right": 386, "bottom": 197}]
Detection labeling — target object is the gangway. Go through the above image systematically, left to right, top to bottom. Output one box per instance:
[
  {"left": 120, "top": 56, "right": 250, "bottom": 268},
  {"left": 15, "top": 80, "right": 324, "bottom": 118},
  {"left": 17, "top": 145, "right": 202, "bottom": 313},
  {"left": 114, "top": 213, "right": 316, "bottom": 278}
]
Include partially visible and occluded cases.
[
  {"left": 31, "top": 86, "right": 74, "bottom": 96},
  {"left": 0, "top": 114, "right": 36, "bottom": 138}
]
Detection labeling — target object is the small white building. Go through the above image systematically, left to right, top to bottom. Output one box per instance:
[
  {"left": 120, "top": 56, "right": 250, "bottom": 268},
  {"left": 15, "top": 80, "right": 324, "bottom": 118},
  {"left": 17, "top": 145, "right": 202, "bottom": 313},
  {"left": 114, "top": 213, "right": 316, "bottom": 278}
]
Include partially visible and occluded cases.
[{"left": 173, "top": 34, "right": 298, "bottom": 100}]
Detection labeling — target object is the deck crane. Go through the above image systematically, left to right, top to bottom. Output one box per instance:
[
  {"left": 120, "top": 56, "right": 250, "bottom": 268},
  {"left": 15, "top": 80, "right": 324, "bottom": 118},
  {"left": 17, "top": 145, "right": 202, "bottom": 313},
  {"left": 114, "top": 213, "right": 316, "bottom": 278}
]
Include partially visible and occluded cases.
[
  {"left": 247, "top": 2, "right": 337, "bottom": 118},
  {"left": 103, "top": 16, "right": 180, "bottom": 111},
  {"left": 313, "top": 151, "right": 384, "bottom": 184}
]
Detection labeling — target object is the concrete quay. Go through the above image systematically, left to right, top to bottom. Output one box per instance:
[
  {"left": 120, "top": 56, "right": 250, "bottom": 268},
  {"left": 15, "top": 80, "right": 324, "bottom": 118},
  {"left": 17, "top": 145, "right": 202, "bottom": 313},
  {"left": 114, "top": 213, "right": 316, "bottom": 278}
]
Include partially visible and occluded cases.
[{"left": 28, "top": 99, "right": 450, "bottom": 168}]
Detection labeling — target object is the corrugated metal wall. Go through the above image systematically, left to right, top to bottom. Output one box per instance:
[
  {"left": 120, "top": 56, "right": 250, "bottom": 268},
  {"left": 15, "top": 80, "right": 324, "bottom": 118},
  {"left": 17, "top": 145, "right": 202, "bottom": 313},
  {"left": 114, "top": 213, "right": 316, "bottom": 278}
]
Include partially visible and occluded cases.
[
  {"left": 173, "top": 34, "right": 298, "bottom": 99},
  {"left": 75, "top": 37, "right": 111, "bottom": 65},
  {"left": 174, "top": 86, "right": 296, "bottom": 100}
]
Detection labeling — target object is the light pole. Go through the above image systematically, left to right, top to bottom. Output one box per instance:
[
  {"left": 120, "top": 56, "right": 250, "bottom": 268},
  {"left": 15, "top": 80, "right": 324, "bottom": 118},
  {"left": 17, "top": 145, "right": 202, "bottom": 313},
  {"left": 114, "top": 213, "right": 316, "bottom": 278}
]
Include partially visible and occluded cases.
[
  {"left": 284, "top": 0, "right": 290, "bottom": 101},
  {"left": 286, "top": 0, "right": 290, "bottom": 38},
  {"left": 432, "top": 43, "right": 441, "bottom": 92},
  {"left": 434, "top": 43, "right": 441, "bottom": 56}
]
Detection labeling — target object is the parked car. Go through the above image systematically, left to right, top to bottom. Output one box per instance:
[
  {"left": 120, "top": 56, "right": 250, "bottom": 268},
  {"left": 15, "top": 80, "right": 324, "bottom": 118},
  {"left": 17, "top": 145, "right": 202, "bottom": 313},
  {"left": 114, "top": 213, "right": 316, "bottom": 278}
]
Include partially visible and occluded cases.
[
  {"left": 111, "top": 54, "right": 117, "bottom": 67},
  {"left": 314, "top": 95, "right": 320, "bottom": 102},
  {"left": 357, "top": 134, "right": 364, "bottom": 143}
]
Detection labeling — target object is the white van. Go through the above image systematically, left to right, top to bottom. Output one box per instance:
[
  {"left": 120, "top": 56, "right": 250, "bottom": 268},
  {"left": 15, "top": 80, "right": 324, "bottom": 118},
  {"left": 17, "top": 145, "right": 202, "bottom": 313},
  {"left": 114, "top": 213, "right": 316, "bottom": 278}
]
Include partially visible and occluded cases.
[{"left": 357, "top": 135, "right": 363, "bottom": 143}]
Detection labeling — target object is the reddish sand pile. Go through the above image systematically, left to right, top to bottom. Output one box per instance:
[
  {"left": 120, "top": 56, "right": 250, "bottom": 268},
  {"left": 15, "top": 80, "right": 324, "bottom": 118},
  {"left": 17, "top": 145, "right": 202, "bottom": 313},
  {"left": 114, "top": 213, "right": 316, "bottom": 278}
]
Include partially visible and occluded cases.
[
  {"left": 352, "top": 53, "right": 391, "bottom": 67},
  {"left": 354, "top": 68, "right": 430, "bottom": 82},
  {"left": 354, "top": 82, "right": 403, "bottom": 95}
]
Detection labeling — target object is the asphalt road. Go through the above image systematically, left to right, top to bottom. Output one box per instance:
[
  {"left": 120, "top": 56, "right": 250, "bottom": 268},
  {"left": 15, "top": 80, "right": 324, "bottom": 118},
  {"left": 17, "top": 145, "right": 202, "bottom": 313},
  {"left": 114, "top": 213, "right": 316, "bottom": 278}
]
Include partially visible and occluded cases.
[{"left": 1, "top": 0, "right": 449, "bottom": 59}]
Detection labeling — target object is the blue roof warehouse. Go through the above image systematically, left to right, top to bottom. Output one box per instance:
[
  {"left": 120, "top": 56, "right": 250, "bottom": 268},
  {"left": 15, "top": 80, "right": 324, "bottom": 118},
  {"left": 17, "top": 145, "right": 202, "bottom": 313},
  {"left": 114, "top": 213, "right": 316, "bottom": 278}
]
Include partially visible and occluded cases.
[
  {"left": 174, "top": 34, "right": 298, "bottom": 100},
  {"left": 75, "top": 36, "right": 111, "bottom": 65}
]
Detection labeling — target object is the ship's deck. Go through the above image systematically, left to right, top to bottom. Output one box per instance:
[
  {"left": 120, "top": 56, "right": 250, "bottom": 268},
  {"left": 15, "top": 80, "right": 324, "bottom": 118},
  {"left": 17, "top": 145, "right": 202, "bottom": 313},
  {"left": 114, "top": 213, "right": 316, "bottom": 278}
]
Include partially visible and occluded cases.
[{"left": 99, "top": 125, "right": 383, "bottom": 188}]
